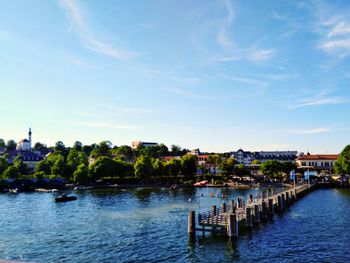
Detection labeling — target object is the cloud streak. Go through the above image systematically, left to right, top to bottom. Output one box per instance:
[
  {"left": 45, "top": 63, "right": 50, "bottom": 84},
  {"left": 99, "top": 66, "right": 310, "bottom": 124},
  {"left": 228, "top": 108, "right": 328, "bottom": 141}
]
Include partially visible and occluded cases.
[
  {"left": 59, "top": 0, "right": 135, "bottom": 61},
  {"left": 289, "top": 96, "right": 349, "bottom": 109},
  {"left": 290, "top": 128, "right": 330, "bottom": 135}
]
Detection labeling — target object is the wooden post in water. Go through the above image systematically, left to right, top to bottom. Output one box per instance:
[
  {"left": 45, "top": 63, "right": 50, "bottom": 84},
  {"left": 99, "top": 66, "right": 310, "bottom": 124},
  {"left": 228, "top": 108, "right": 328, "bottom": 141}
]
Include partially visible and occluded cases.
[
  {"left": 290, "top": 190, "right": 295, "bottom": 202},
  {"left": 286, "top": 192, "right": 290, "bottom": 206},
  {"left": 281, "top": 193, "right": 286, "bottom": 209},
  {"left": 278, "top": 195, "right": 283, "bottom": 211},
  {"left": 237, "top": 197, "right": 243, "bottom": 208},
  {"left": 268, "top": 198, "right": 274, "bottom": 217},
  {"left": 229, "top": 200, "right": 235, "bottom": 214},
  {"left": 262, "top": 200, "right": 268, "bottom": 220},
  {"left": 221, "top": 202, "right": 227, "bottom": 213},
  {"left": 254, "top": 204, "right": 260, "bottom": 224},
  {"left": 212, "top": 205, "right": 217, "bottom": 217},
  {"left": 246, "top": 207, "right": 252, "bottom": 228},
  {"left": 188, "top": 210, "right": 195, "bottom": 236},
  {"left": 227, "top": 214, "right": 238, "bottom": 237}
]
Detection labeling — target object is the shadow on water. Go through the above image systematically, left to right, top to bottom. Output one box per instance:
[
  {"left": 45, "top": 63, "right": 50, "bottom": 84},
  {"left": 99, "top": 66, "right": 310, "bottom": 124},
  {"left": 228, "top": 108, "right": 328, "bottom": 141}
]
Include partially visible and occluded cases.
[{"left": 187, "top": 234, "right": 240, "bottom": 262}]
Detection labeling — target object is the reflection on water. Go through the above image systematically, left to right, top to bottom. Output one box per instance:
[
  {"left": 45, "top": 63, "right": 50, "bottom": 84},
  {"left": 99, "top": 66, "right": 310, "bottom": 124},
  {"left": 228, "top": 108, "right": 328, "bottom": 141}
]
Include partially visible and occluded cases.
[{"left": 0, "top": 188, "right": 350, "bottom": 262}]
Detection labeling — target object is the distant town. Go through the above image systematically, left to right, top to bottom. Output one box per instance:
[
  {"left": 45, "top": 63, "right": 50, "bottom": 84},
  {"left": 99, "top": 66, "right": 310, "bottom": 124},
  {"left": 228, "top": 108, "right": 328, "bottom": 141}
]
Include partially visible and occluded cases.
[{"left": 0, "top": 128, "right": 348, "bottom": 191}]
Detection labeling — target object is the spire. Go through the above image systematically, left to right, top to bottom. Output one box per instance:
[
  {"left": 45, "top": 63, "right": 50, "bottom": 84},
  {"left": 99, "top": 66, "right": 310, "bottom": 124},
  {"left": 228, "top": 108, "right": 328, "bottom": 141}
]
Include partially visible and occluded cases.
[{"left": 28, "top": 127, "right": 32, "bottom": 150}]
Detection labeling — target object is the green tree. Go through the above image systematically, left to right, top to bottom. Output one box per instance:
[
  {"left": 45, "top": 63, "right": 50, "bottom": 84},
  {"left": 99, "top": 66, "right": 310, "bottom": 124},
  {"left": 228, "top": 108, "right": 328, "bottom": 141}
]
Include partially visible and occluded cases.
[
  {"left": 0, "top": 139, "right": 6, "bottom": 148},
  {"left": 6, "top": 140, "right": 16, "bottom": 151},
  {"left": 54, "top": 141, "right": 66, "bottom": 153},
  {"left": 73, "top": 141, "right": 83, "bottom": 152},
  {"left": 91, "top": 141, "right": 112, "bottom": 158},
  {"left": 33, "top": 142, "right": 47, "bottom": 152},
  {"left": 112, "top": 145, "right": 133, "bottom": 160},
  {"left": 334, "top": 145, "right": 350, "bottom": 175},
  {"left": 67, "top": 148, "right": 80, "bottom": 171},
  {"left": 180, "top": 154, "right": 197, "bottom": 177},
  {"left": 51, "top": 155, "right": 67, "bottom": 177},
  {"left": 134, "top": 155, "right": 154, "bottom": 178},
  {"left": 89, "top": 156, "right": 116, "bottom": 180},
  {"left": 0, "top": 157, "right": 8, "bottom": 174},
  {"left": 165, "top": 158, "right": 181, "bottom": 176},
  {"left": 219, "top": 158, "right": 236, "bottom": 176},
  {"left": 35, "top": 159, "right": 51, "bottom": 175},
  {"left": 153, "top": 159, "right": 166, "bottom": 176},
  {"left": 252, "top": 159, "right": 261, "bottom": 165},
  {"left": 13, "top": 160, "right": 28, "bottom": 175},
  {"left": 260, "top": 160, "right": 280, "bottom": 179},
  {"left": 280, "top": 162, "right": 297, "bottom": 179},
  {"left": 73, "top": 163, "right": 89, "bottom": 185},
  {"left": 235, "top": 164, "right": 248, "bottom": 177},
  {"left": 2, "top": 165, "right": 20, "bottom": 179},
  {"left": 34, "top": 171, "right": 45, "bottom": 180}
]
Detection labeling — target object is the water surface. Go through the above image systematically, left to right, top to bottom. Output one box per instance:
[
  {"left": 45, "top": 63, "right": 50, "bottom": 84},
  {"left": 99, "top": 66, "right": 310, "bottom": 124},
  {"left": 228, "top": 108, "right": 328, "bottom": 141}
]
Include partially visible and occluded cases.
[{"left": 0, "top": 187, "right": 349, "bottom": 262}]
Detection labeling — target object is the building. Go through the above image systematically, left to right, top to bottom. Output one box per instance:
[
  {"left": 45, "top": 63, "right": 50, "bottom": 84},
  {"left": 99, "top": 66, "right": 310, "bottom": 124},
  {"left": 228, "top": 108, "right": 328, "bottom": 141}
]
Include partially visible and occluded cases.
[
  {"left": 11, "top": 128, "right": 43, "bottom": 171},
  {"left": 16, "top": 128, "right": 32, "bottom": 151},
  {"left": 131, "top": 141, "right": 158, "bottom": 149},
  {"left": 231, "top": 149, "right": 298, "bottom": 165},
  {"left": 296, "top": 154, "right": 339, "bottom": 170}
]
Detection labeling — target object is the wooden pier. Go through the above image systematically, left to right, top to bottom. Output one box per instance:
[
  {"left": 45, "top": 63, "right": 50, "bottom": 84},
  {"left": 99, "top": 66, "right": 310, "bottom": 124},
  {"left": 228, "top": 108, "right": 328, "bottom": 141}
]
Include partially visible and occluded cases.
[{"left": 188, "top": 184, "right": 314, "bottom": 238}]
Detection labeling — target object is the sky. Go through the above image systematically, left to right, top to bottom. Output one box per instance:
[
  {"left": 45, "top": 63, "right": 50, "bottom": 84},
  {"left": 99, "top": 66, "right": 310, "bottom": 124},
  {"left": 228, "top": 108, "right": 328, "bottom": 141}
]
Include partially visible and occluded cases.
[{"left": 0, "top": 0, "right": 350, "bottom": 153}]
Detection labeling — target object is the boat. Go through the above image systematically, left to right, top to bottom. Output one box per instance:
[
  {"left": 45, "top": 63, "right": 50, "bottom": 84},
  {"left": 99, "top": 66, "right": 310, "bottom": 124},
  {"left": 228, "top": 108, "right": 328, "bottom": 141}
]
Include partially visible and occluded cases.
[
  {"left": 193, "top": 180, "right": 209, "bottom": 187},
  {"left": 170, "top": 184, "right": 177, "bottom": 190},
  {"left": 9, "top": 188, "right": 19, "bottom": 194},
  {"left": 55, "top": 194, "right": 77, "bottom": 203}
]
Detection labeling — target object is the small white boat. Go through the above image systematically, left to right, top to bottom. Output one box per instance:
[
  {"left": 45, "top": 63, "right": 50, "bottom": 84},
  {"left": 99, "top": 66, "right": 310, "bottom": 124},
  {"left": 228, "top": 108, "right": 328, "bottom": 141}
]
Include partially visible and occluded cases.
[{"left": 9, "top": 188, "right": 18, "bottom": 194}]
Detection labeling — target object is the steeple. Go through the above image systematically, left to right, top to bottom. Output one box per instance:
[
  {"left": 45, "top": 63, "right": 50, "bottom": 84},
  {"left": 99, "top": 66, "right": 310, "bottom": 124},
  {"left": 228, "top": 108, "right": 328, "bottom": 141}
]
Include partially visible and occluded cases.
[{"left": 28, "top": 127, "right": 32, "bottom": 150}]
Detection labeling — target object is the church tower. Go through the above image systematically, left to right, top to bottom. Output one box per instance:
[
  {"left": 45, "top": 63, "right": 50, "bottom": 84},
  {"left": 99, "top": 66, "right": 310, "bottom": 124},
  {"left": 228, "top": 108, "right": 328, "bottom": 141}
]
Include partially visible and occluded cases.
[{"left": 28, "top": 127, "right": 32, "bottom": 150}]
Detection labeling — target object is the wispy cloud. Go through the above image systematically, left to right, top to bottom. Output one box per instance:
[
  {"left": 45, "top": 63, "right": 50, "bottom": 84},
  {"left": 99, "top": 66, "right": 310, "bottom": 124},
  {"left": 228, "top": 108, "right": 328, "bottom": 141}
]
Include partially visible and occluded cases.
[
  {"left": 59, "top": 0, "right": 135, "bottom": 61},
  {"left": 217, "top": 0, "right": 235, "bottom": 50},
  {"left": 315, "top": 11, "right": 350, "bottom": 58},
  {"left": 248, "top": 49, "right": 275, "bottom": 62},
  {"left": 289, "top": 95, "right": 349, "bottom": 109},
  {"left": 108, "top": 106, "right": 154, "bottom": 115},
  {"left": 72, "top": 121, "right": 143, "bottom": 130},
  {"left": 290, "top": 128, "right": 330, "bottom": 135}
]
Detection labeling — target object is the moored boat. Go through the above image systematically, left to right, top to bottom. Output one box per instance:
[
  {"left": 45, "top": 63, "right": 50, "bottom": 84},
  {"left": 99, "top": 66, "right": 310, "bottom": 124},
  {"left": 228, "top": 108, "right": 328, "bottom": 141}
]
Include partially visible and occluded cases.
[{"left": 55, "top": 194, "right": 77, "bottom": 203}]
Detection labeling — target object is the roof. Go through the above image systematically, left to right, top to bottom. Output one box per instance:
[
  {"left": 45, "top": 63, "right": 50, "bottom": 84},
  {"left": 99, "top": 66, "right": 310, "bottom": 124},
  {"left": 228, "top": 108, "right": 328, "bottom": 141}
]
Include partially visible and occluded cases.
[
  {"left": 18, "top": 139, "right": 29, "bottom": 143},
  {"left": 297, "top": 154, "right": 339, "bottom": 161}
]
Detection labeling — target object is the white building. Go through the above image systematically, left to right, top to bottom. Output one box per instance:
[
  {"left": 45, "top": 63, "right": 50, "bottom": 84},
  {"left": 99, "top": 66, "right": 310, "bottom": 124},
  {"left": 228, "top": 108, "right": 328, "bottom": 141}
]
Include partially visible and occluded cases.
[{"left": 16, "top": 128, "right": 32, "bottom": 151}]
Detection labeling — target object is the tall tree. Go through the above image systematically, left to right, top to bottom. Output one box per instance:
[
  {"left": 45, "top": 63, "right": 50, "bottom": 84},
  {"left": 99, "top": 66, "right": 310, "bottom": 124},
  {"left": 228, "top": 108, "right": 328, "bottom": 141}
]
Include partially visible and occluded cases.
[
  {"left": 0, "top": 139, "right": 6, "bottom": 148},
  {"left": 6, "top": 140, "right": 16, "bottom": 151},
  {"left": 73, "top": 141, "right": 83, "bottom": 152},
  {"left": 33, "top": 142, "right": 47, "bottom": 152},
  {"left": 334, "top": 145, "right": 350, "bottom": 175},
  {"left": 180, "top": 154, "right": 197, "bottom": 177},
  {"left": 51, "top": 155, "right": 67, "bottom": 177},
  {"left": 134, "top": 155, "right": 154, "bottom": 178},
  {"left": 0, "top": 157, "right": 8, "bottom": 174},
  {"left": 165, "top": 158, "right": 181, "bottom": 176},
  {"left": 219, "top": 158, "right": 236, "bottom": 176},
  {"left": 35, "top": 159, "right": 51, "bottom": 175},
  {"left": 260, "top": 160, "right": 280, "bottom": 179},
  {"left": 73, "top": 163, "right": 89, "bottom": 185},
  {"left": 2, "top": 165, "right": 20, "bottom": 179}
]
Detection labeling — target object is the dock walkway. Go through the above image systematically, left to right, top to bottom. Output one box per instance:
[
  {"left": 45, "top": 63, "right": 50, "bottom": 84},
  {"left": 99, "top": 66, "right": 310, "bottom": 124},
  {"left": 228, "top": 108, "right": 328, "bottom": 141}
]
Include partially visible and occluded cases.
[{"left": 188, "top": 184, "right": 314, "bottom": 238}]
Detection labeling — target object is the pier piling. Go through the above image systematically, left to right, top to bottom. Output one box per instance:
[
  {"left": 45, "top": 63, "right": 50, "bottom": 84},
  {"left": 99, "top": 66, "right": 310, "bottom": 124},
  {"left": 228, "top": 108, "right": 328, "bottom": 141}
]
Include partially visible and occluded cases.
[{"left": 188, "top": 210, "right": 195, "bottom": 235}]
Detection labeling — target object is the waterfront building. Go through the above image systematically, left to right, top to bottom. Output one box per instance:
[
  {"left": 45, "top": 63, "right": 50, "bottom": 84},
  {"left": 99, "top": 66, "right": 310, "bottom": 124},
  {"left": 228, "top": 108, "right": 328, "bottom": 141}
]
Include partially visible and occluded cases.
[
  {"left": 9, "top": 128, "right": 44, "bottom": 171},
  {"left": 16, "top": 128, "right": 32, "bottom": 151},
  {"left": 131, "top": 140, "right": 158, "bottom": 149},
  {"left": 230, "top": 149, "right": 298, "bottom": 165},
  {"left": 295, "top": 154, "right": 339, "bottom": 170}
]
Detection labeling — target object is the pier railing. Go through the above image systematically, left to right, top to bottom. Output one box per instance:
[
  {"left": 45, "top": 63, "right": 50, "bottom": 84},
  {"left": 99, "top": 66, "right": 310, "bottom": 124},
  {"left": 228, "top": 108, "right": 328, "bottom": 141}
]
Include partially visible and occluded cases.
[{"left": 189, "top": 183, "right": 314, "bottom": 238}]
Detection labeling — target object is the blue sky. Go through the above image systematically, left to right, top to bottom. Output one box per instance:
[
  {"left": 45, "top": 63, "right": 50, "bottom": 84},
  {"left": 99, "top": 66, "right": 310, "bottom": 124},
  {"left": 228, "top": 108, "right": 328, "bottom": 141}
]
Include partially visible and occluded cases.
[{"left": 1, "top": 0, "right": 350, "bottom": 153}]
